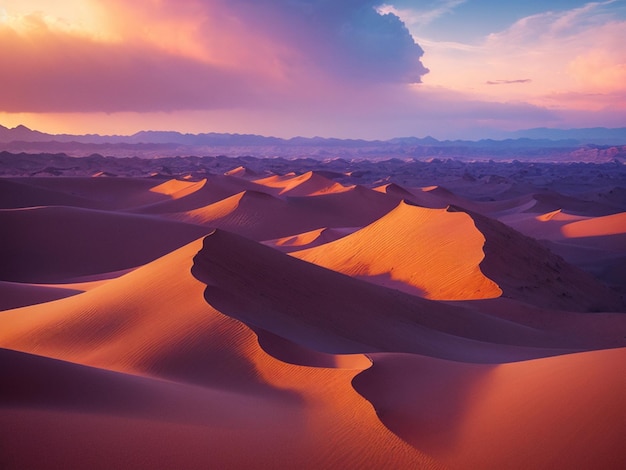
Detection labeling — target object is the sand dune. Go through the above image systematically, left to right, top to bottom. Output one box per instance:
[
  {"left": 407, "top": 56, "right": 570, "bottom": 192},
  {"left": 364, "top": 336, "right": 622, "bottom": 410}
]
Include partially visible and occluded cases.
[
  {"left": 224, "top": 165, "right": 260, "bottom": 178},
  {"left": 254, "top": 170, "right": 349, "bottom": 196},
  {"left": 133, "top": 175, "right": 267, "bottom": 214},
  {"left": 2, "top": 176, "right": 175, "bottom": 210},
  {"left": 0, "top": 178, "right": 95, "bottom": 209},
  {"left": 375, "top": 183, "right": 538, "bottom": 217},
  {"left": 286, "top": 184, "right": 399, "bottom": 228},
  {"left": 166, "top": 185, "right": 398, "bottom": 241},
  {"left": 532, "top": 189, "right": 618, "bottom": 216},
  {"left": 165, "top": 190, "right": 308, "bottom": 240},
  {"left": 294, "top": 201, "right": 501, "bottom": 300},
  {"left": 0, "top": 205, "right": 209, "bottom": 282},
  {"left": 470, "top": 209, "right": 625, "bottom": 312},
  {"left": 499, "top": 209, "right": 587, "bottom": 240},
  {"left": 501, "top": 209, "right": 626, "bottom": 250},
  {"left": 500, "top": 210, "right": 626, "bottom": 290},
  {"left": 561, "top": 211, "right": 626, "bottom": 238},
  {"left": 264, "top": 226, "right": 358, "bottom": 252},
  {"left": 191, "top": 230, "right": 612, "bottom": 362},
  {"left": 0, "top": 238, "right": 271, "bottom": 386},
  {"left": 0, "top": 239, "right": 441, "bottom": 469},
  {"left": 0, "top": 281, "right": 83, "bottom": 311},
  {"left": 1, "top": 346, "right": 442, "bottom": 469},
  {"left": 353, "top": 349, "right": 626, "bottom": 469}
]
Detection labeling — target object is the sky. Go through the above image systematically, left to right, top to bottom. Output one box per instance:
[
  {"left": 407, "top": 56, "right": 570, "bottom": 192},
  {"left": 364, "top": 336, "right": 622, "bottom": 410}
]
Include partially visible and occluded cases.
[{"left": 0, "top": 0, "right": 624, "bottom": 139}]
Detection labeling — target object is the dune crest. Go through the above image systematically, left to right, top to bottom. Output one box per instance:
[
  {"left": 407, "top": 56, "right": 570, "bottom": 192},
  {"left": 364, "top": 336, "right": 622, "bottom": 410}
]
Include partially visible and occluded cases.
[
  {"left": 254, "top": 171, "right": 349, "bottom": 196},
  {"left": 148, "top": 178, "right": 206, "bottom": 198},
  {"left": 294, "top": 201, "right": 502, "bottom": 300},
  {"left": 561, "top": 211, "right": 626, "bottom": 238},
  {"left": 264, "top": 226, "right": 358, "bottom": 252},
  {"left": 0, "top": 238, "right": 441, "bottom": 469}
]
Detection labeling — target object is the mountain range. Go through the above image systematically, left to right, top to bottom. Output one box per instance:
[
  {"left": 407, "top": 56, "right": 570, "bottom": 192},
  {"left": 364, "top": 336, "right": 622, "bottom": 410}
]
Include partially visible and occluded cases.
[{"left": 1, "top": 124, "right": 625, "bottom": 147}]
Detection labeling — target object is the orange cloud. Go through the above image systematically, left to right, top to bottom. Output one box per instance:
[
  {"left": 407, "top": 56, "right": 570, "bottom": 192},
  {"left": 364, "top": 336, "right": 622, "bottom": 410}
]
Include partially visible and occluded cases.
[{"left": 0, "top": 0, "right": 428, "bottom": 115}]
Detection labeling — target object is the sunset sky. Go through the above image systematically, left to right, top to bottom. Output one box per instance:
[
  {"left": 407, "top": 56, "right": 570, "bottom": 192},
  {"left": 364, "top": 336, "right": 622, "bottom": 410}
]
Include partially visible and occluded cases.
[{"left": 0, "top": 0, "right": 625, "bottom": 139}]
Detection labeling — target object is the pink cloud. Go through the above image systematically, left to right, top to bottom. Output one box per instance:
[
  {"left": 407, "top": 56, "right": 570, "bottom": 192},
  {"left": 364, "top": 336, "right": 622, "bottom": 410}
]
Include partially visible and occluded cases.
[{"left": 0, "top": 0, "right": 428, "bottom": 114}]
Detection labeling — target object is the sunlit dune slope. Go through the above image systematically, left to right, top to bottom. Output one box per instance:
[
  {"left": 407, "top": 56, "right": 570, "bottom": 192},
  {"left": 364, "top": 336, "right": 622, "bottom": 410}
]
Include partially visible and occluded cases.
[
  {"left": 224, "top": 165, "right": 260, "bottom": 178},
  {"left": 254, "top": 171, "right": 348, "bottom": 196},
  {"left": 133, "top": 175, "right": 266, "bottom": 214},
  {"left": 148, "top": 178, "right": 205, "bottom": 197},
  {"left": 286, "top": 184, "right": 399, "bottom": 228},
  {"left": 166, "top": 185, "right": 398, "bottom": 241},
  {"left": 165, "top": 190, "right": 308, "bottom": 240},
  {"left": 294, "top": 201, "right": 501, "bottom": 300},
  {"left": 0, "top": 206, "right": 209, "bottom": 282},
  {"left": 499, "top": 209, "right": 586, "bottom": 239},
  {"left": 501, "top": 210, "right": 626, "bottom": 248},
  {"left": 561, "top": 211, "right": 626, "bottom": 239},
  {"left": 264, "top": 226, "right": 357, "bottom": 252},
  {"left": 0, "top": 227, "right": 606, "bottom": 368},
  {"left": 191, "top": 230, "right": 603, "bottom": 362},
  {"left": 0, "top": 239, "right": 277, "bottom": 388},
  {"left": 0, "top": 243, "right": 441, "bottom": 469},
  {"left": 0, "top": 346, "right": 441, "bottom": 469},
  {"left": 353, "top": 349, "right": 626, "bottom": 470}
]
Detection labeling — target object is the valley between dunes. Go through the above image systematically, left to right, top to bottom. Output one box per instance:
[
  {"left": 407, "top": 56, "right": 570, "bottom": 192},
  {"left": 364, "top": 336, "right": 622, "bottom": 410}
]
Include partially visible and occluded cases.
[{"left": 1, "top": 162, "right": 625, "bottom": 469}]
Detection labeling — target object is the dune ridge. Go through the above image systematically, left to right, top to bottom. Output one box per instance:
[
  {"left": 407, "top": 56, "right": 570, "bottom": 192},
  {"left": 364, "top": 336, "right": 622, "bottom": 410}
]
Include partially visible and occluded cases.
[
  {"left": 253, "top": 171, "right": 349, "bottom": 196},
  {"left": 294, "top": 201, "right": 501, "bottom": 300},
  {"left": 0, "top": 205, "right": 210, "bottom": 283},
  {"left": 0, "top": 238, "right": 441, "bottom": 469}
]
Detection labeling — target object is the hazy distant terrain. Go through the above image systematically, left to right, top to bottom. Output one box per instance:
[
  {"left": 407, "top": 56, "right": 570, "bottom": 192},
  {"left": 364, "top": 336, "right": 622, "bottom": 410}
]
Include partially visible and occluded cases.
[{"left": 1, "top": 124, "right": 625, "bottom": 161}]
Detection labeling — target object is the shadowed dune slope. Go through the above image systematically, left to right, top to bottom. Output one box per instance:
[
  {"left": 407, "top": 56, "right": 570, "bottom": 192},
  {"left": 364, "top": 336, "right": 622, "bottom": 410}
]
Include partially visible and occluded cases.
[
  {"left": 133, "top": 175, "right": 267, "bottom": 214},
  {"left": 3, "top": 176, "right": 174, "bottom": 210},
  {"left": 0, "top": 178, "right": 95, "bottom": 209},
  {"left": 286, "top": 184, "right": 399, "bottom": 228},
  {"left": 379, "top": 184, "right": 538, "bottom": 217},
  {"left": 166, "top": 186, "right": 398, "bottom": 241},
  {"left": 165, "top": 190, "right": 311, "bottom": 240},
  {"left": 531, "top": 190, "right": 619, "bottom": 216},
  {"left": 294, "top": 201, "right": 501, "bottom": 300},
  {"left": 0, "top": 206, "right": 209, "bottom": 282},
  {"left": 466, "top": 208, "right": 626, "bottom": 312},
  {"left": 264, "top": 227, "right": 357, "bottom": 252},
  {"left": 190, "top": 230, "right": 614, "bottom": 362},
  {"left": 0, "top": 239, "right": 283, "bottom": 389},
  {"left": 0, "top": 243, "right": 442, "bottom": 469},
  {"left": 0, "top": 282, "right": 83, "bottom": 311},
  {"left": 0, "top": 348, "right": 441, "bottom": 470},
  {"left": 353, "top": 349, "right": 626, "bottom": 470}
]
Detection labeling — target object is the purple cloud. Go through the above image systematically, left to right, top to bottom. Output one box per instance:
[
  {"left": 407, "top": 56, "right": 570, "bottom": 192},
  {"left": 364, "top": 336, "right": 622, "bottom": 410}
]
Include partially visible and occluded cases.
[{"left": 486, "top": 79, "right": 532, "bottom": 85}]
